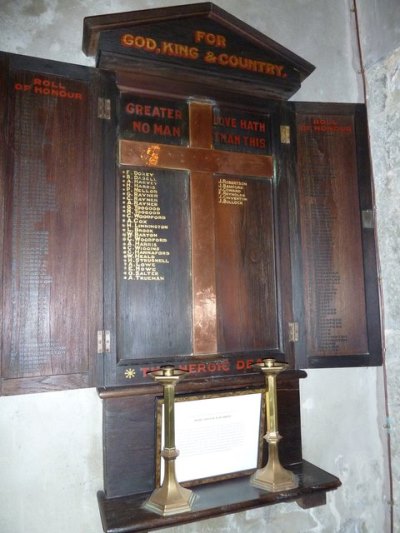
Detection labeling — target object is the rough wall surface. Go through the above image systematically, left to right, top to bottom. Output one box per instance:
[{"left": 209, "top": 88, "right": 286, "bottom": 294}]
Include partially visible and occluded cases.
[
  {"left": 0, "top": 1, "right": 391, "bottom": 532},
  {"left": 366, "top": 45, "right": 400, "bottom": 531}
]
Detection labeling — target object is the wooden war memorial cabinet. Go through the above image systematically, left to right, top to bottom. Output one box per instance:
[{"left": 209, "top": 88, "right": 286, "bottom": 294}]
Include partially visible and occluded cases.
[{"left": 0, "top": 3, "right": 382, "bottom": 531}]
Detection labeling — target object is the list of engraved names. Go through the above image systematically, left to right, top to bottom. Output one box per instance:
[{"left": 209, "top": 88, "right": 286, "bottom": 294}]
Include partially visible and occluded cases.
[
  {"left": 297, "top": 115, "right": 368, "bottom": 357},
  {"left": 300, "top": 135, "right": 346, "bottom": 353},
  {"left": 121, "top": 169, "right": 170, "bottom": 281},
  {"left": 218, "top": 178, "right": 248, "bottom": 205}
]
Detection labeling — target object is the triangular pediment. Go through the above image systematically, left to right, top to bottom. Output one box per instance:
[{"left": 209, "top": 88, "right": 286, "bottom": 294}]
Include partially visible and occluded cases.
[{"left": 83, "top": 3, "right": 314, "bottom": 100}]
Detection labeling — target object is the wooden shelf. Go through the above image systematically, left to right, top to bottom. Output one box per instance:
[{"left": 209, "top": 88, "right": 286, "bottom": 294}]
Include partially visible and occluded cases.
[{"left": 98, "top": 460, "right": 341, "bottom": 533}]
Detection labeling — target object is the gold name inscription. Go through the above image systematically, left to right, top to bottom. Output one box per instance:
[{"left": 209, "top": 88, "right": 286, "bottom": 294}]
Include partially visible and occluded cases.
[
  {"left": 122, "top": 170, "right": 169, "bottom": 281},
  {"left": 218, "top": 178, "right": 248, "bottom": 205}
]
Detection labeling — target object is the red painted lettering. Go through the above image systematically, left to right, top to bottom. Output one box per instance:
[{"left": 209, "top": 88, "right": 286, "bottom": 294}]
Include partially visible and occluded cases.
[
  {"left": 194, "top": 30, "right": 226, "bottom": 48},
  {"left": 121, "top": 34, "right": 157, "bottom": 52},
  {"left": 161, "top": 41, "right": 199, "bottom": 60},
  {"left": 207, "top": 53, "right": 286, "bottom": 78},
  {"left": 33, "top": 78, "right": 66, "bottom": 91},
  {"left": 14, "top": 83, "right": 31, "bottom": 92},
  {"left": 33, "top": 85, "right": 82, "bottom": 100},
  {"left": 125, "top": 103, "right": 182, "bottom": 120},
  {"left": 214, "top": 116, "right": 237, "bottom": 128},
  {"left": 240, "top": 119, "right": 266, "bottom": 132},
  {"left": 312, "top": 119, "right": 352, "bottom": 134},
  {"left": 132, "top": 121, "right": 150, "bottom": 133},
  {"left": 153, "top": 124, "right": 181, "bottom": 137},
  {"left": 215, "top": 132, "right": 241, "bottom": 145},
  {"left": 242, "top": 136, "right": 266, "bottom": 148},
  {"left": 236, "top": 357, "right": 263, "bottom": 371},
  {"left": 221, "top": 361, "right": 230, "bottom": 372},
  {"left": 140, "top": 366, "right": 159, "bottom": 377}
]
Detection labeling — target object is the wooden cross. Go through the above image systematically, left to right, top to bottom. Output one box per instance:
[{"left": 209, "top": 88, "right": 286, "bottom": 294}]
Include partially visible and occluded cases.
[{"left": 119, "top": 101, "right": 276, "bottom": 355}]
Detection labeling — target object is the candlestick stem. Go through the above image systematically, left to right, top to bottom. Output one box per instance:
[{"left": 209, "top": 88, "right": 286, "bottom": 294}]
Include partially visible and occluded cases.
[
  {"left": 250, "top": 358, "right": 299, "bottom": 492},
  {"left": 143, "top": 365, "right": 195, "bottom": 516}
]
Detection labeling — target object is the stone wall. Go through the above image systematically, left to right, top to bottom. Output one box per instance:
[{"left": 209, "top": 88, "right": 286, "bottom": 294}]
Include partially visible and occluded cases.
[{"left": 366, "top": 46, "right": 400, "bottom": 531}]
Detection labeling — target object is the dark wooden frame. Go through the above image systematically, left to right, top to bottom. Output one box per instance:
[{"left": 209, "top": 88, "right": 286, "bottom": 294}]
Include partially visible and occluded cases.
[
  {"left": 83, "top": 2, "right": 315, "bottom": 102},
  {"left": 101, "top": 87, "right": 293, "bottom": 389},
  {"left": 98, "top": 461, "right": 340, "bottom": 533}
]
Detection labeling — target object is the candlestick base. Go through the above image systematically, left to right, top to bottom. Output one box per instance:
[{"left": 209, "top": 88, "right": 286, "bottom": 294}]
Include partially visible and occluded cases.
[
  {"left": 144, "top": 447, "right": 195, "bottom": 516},
  {"left": 250, "top": 456, "right": 299, "bottom": 492},
  {"left": 144, "top": 479, "right": 195, "bottom": 516}
]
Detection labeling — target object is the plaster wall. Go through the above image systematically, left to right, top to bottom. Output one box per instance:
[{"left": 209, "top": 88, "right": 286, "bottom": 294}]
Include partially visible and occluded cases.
[
  {"left": 356, "top": 0, "right": 400, "bottom": 68},
  {"left": 0, "top": 1, "right": 391, "bottom": 532}
]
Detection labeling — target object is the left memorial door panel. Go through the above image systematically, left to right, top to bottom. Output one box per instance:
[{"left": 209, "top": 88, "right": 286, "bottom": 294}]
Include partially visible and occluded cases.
[{"left": 0, "top": 52, "right": 116, "bottom": 395}]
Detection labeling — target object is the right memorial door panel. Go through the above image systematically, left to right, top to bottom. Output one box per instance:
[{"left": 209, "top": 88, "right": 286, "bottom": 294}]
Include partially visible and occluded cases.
[{"left": 291, "top": 103, "right": 382, "bottom": 368}]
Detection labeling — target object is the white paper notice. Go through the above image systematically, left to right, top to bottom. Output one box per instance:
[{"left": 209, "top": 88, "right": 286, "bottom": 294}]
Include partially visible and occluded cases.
[{"left": 161, "top": 392, "right": 262, "bottom": 483}]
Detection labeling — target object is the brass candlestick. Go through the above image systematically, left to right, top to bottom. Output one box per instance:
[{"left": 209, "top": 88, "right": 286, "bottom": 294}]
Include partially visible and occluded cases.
[
  {"left": 250, "top": 358, "right": 299, "bottom": 491},
  {"left": 144, "top": 365, "right": 195, "bottom": 516}
]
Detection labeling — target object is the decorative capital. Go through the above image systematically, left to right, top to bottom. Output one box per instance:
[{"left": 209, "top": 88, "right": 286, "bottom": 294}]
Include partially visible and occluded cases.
[
  {"left": 252, "top": 358, "right": 288, "bottom": 376},
  {"left": 147, "top": 365, "right": 188, "bottom": 385}
]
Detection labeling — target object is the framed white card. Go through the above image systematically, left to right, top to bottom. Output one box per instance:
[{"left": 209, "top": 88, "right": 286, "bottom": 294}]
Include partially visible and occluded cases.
[{"left": 156, "top": 390, "right": 264, "bottom": 486}]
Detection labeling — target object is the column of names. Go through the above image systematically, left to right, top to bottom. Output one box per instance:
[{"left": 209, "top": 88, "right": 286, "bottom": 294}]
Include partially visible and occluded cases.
[{"left": 121, "top": 169, "right": 170, "bottom": 281}]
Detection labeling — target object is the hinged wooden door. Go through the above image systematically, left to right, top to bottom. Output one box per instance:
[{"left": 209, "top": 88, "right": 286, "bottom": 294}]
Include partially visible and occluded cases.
[
  {"left": 0, "top": 52, "right": 116, "bottom": 394},
  {"left": 287, "top": 102, "right": 382, "bottom": 368}
]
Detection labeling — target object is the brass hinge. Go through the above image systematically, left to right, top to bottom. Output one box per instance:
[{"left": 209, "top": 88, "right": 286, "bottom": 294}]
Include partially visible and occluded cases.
[
  {"left": 98, "top": 98, "right": 111, "bottom": 120},
  {"left": 280, "top": 125, "right": 291, "bottom": 144},
  {"left": 362, "top": 209, "right": 374, "bottom": 229},
  {"left": 288, "top": 322, "right": 299, "bottom": 343},
  {"left": 97, "top": 330, "right": 111, "bottom": 353}
]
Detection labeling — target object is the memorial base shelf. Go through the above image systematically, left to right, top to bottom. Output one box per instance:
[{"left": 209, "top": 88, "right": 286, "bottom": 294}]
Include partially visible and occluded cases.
[{"left": 98, "top": 460, "right": 341, "bottom": 533}]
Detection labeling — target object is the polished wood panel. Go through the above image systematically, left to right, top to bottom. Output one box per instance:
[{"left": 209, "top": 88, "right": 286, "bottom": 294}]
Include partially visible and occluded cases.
[
  {"left": 0, "top": 52, "right": 114, "bottom": 394},
  {"left": 0, "top": 54, "right": 8, "bottom": 395},
  {"left": 3, "top": 69, "right": 90, "bottom": 378},
  {"left": 106, "top": 100, "right": 276, "bottom": 379},
  {"left": 190, "top": 101, "right": 213, "bottom": 148},
  {"left": 190, "top": 103, "right": 217, "bottom": 353},
  {"left": 293, "top": 103, "right": 382, "bottom": 367},
  {"left": 296, "top": 111, "right": 368, "bottom": 357},
  {"left": 119, "top": 139, "right": 273, "bottom": 176},
  {"left": 115, "top": 167, "right": 192, "bottom": 360},
  {"left": 191, "top": 172, "right": 218, "bottom": 354},
  {"left": 215, "top": 177, "right": 278, "bottom": 352},
  {"left": 104, "top": 394, "right": 156, "bottom": 497}
]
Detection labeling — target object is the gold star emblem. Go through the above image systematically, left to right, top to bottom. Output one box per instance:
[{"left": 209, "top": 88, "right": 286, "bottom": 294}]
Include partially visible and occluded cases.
[{"left": 124, "top": 368, "right": 136, "bottom": 379}]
